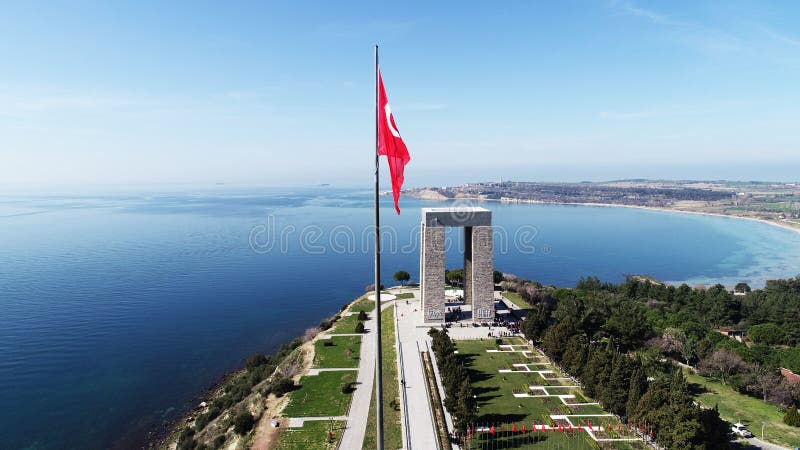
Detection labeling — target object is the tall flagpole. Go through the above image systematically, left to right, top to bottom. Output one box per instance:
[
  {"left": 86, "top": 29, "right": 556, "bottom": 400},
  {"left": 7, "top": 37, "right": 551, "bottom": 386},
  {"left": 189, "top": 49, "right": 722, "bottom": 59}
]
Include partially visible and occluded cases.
[{"left": 373, "top": 44, "right": 385, "bottom": 450}]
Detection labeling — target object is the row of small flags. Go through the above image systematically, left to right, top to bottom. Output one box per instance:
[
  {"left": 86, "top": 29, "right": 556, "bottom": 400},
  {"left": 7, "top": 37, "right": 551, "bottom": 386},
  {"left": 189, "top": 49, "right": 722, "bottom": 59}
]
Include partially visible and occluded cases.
[{"left": 464, "top": 421, "right": 655, "bottom": 441}]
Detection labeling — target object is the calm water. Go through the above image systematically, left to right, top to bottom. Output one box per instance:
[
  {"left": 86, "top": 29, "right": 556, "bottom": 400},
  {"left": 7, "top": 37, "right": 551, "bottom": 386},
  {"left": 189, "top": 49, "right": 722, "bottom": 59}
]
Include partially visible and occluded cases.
[{"left": 1, "top": 186, "right": 799, "bottom": 449}]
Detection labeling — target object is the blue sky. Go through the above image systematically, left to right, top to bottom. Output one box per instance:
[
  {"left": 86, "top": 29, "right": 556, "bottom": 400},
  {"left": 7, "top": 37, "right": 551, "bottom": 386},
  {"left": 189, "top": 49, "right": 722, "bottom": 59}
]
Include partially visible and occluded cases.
[{"left": 1, "top": 1, "right": 799, "bottom": 188}]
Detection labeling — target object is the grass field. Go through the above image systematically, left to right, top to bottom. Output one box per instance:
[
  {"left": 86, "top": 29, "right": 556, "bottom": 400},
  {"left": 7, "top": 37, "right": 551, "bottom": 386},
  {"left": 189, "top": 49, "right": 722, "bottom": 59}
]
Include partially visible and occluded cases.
[
  {"left": 502, "top": 291, "right": 531, "bottom": 310},
  {"left": 394, "top": 292, "right": 414, "bottom": 299},
  {"left": 350, "top": 297, "right": 376, "bottom": 313},
  {"left": 362, "top": 307, "right": 403, "bottom": 450},
  {"left": 331, "top": 313, "right": 365, "bottom": 334},
  {"left": 314, "top": 335, "right": 361, "bottom": 368},
  {"left": 456, "top": 338, "right": 644, "bottom": 449},
  {"left": 684, "top": 369, "right": 800, "bottom": 448},
  {"left": 282, "top": 371, "right": 355, "bottom": 417},
  {"left": 274, "top": 420, "right": 344, "bottom": 450}
]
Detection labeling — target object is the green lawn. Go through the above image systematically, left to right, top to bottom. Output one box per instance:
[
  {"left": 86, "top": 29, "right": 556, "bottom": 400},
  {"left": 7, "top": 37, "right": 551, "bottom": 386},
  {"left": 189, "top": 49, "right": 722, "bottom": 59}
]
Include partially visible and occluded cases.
[
  {"left": 502, "top": 291, "right": 531, "bottom": 310},
  {"left": 393, "top": 292, "right": 414, "bottom": 299},
  {"left": 350, "top": 297, "right": 376, "bottom": 313},
  {"left": 362, "top": 307, "right": 403, "bottom": 450},
  {"left": 331, "top": 313, "right": 365, "bottom": 334},
  {"left": 314, "top": 335, "right": 361, "bottom": 368},
  {"left": 456, "top": 338, "right": 644, "bottom": 449},
  {"left": 684, "top": 369, "right": 800, "bottom": 448},
  {"left": 282, "top": 371, "right": 355, "bottom": 417},
  {"left": 275, "top": 420, "right": 344, "bottom": 450}
]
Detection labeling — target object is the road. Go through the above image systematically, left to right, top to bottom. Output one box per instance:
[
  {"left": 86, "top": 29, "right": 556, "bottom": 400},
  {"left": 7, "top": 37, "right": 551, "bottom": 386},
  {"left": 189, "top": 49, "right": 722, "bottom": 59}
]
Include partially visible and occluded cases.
[{"left": 743, "top": 436, "right": 792, "bottom": 450}]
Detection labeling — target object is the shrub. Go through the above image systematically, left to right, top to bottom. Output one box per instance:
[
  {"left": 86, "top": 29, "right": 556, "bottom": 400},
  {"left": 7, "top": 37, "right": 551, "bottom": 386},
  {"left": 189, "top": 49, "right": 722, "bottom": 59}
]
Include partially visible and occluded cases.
[
  {"left": 358, "top": 310, "right": 368, "bottom": 321},
  {"left": 318, "top": 315, "right": 339, "bottom": 331},
  {"left": 355, "top": 321, "right": 366, "bottom": 333},
  {"left": 323, "top": 341, "right": 334, "bottom": 347},
  {"left": 245, "top": 353, "right": 268, "bottom": 369},
  {"left": 271, "top": 377, "right": 295, "bottom": 397},
  {"left": 785, "top": 404, "right": 800, "bottom": 427},
  {"left": 195, "top": 411, "right": 214, "bottom": 431},
  {"left": 232, "top": 412, "right": 255, "bottom": 435},
  {"left": 175, "top": 428, "right": 195, "bottom": 450},
  {"left": 212, "top": 435, "right": 226, "bottom": 448}
]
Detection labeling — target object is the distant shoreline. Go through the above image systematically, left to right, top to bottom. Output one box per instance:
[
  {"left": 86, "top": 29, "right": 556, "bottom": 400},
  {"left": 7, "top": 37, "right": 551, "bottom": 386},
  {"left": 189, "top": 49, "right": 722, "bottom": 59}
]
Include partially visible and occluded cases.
[
  {"left": 414, "top": 194, "right": 800, "bottom": 237},
  {"left": 554, "top": 201, "right": 800, "bottom": 236}
]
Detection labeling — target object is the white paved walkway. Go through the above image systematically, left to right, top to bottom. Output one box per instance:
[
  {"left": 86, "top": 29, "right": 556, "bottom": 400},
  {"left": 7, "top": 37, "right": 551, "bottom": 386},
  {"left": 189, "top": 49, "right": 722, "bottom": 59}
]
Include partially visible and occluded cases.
[
  {"left": 395, "top": 299, "right": 440, "bottom": 450},
  {"left": 338, "top": 302, "right": 393, "bottom": 450}
]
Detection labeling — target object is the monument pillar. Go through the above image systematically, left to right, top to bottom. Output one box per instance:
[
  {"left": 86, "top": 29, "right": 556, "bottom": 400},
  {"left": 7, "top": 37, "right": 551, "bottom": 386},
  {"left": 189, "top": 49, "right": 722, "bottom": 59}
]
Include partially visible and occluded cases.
[
  {"left": 419, "top": 207, "right": 494, "bottom": 324},
  {"left": 420, "top": 223, "right": 445, "bottom": 323}
]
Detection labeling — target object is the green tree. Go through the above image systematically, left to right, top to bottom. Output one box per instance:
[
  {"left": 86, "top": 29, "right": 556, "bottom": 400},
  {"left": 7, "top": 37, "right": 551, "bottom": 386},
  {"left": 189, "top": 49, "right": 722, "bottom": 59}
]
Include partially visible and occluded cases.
[
  {"left": 445, "top": 269, "right": 464, "bottom": 286},
  {"left": 393, "top": 270, "right": 411, "bottom": 286},
  {"left": 493, "top": 270, "right": 504, "bottom": 284},
  {"left": 603, "top": 300, "right": 651, "bottom": 350},
  {"left": 521, "top": 306, "right": 550, "bottom": 342},
  {"left": 542, "top": 317, "right": 576, "bottom": 362},
  {"left": 355, "top": 321, "right": 365, "bottom": 333},
  {"left": 747, "top": 323, "right": 785, "bottom": 345},
  {"left": 245, "top": 353, "right": 268, "bottom": 369},
  {"left": 606, "top": 354, "right": 633, "bottom": 416},
  {"left": 626, "top": 365, "right": 647, "bottom": 419},
  {"left": 454, "top": 379, "right": 477, "bottom": 431},
  {"left": 785, "top": 404, "right": 800, "bottom": 427},
  {"left": 699, "top": 405, "right": 731, "bottom": 449},
  {"left": 232, "top": 412, "right": 255, "bottom": 435}
]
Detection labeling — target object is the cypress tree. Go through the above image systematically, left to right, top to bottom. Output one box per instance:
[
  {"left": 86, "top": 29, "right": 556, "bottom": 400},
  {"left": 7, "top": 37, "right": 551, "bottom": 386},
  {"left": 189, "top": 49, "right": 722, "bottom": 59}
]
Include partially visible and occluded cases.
[
  {"left": 607, "top": 354, "right": 632, "bottom": 416},
  {"left": 626, "top": 365, "right": 647, "bottom": 419},
  {"left": 785, "top": 404, "right": 800, "bottom": 427}
]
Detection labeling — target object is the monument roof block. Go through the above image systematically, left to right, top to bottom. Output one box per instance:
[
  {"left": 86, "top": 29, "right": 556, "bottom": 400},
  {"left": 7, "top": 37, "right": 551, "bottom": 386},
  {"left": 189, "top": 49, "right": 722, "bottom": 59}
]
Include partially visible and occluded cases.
[{"left": 421, "top": 207, "right": 492, "bottom": 227}]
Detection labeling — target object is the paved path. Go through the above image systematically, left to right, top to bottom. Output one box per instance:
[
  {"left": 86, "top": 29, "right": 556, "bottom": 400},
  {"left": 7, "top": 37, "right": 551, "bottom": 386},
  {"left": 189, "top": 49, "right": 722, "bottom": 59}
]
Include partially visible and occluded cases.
[
  {"left": 395, "top": 299, "right": 440, "bottom": 450},
  {"left": 338, "top": 302, "right": 393, "bottom": 450},
  {"left": 306, "top": 367, "right": 358, "bottom": 376},
  {"left": 287, "top": 416, "right": 348, "bottom": 427},
  {"left": 744, "top": 436, "right": 791, "bottom": 450}
]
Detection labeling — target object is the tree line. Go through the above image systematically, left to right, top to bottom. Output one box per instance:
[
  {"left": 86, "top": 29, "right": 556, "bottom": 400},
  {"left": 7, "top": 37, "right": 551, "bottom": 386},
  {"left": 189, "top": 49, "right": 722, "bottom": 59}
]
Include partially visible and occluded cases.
[
  {"left": 517, "top": 274, "right": 800, "bottom": 436},
  {"left": 522, "top": 303, "right": 730, "bottom": 448},
  {"left": 428, "top": 328, "right": 477, "bottom": 433}
]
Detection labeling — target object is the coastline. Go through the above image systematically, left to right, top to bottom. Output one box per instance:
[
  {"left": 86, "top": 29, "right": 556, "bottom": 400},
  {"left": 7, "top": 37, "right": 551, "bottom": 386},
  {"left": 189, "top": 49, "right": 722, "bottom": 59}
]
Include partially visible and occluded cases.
[
  {"left": 416, "top": 194, "right": 800, "bottom": 236},
  {"left": 555, "top": 201, "right": 800, "bottom": 236},
  {"left": 153, "top": 294, "right": 370, "bottom": 450}
]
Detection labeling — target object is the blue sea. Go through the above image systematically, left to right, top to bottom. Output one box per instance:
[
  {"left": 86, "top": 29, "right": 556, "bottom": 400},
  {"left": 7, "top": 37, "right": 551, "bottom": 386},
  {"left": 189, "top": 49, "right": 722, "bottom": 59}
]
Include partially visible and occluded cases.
[{"left": 1, "top": 186, "right": 799, "bottom": 449}]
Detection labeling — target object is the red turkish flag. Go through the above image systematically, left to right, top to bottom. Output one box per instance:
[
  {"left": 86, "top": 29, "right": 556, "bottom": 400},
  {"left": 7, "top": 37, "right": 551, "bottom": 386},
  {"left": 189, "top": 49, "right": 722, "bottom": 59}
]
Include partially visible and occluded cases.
[
  {"left": 377, "top": 69, "right": 411, "bottom": 214},
  {"left": 511, "top": 424, "right": 517, "bottom": 433}
]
